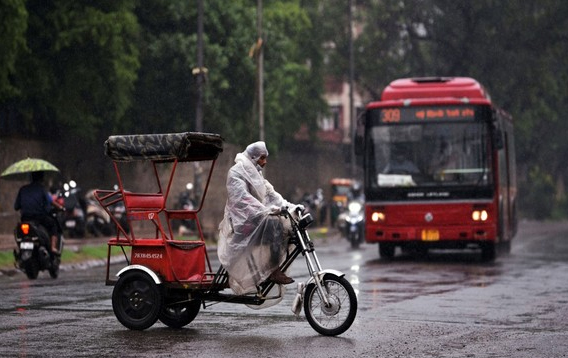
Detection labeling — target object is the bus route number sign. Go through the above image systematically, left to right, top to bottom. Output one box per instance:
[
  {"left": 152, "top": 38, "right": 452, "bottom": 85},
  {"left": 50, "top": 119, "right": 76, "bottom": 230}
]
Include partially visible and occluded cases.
[{"left": 380, "top": 106, "right": 475, "bottom": 123}]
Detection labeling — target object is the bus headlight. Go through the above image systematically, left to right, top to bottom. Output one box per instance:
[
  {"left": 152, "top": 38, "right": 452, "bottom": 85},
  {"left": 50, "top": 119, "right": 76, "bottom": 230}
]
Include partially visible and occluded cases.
[
  {"left": 472, "top": 210, "right": 488, "bottom": 221},
  {"left": 371, "top": 211, "right": 385, "bottom": 222}
]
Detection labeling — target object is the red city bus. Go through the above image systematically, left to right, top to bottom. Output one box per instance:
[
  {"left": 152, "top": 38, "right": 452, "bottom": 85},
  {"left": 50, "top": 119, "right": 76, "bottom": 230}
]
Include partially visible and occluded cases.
[{"left": 357, "top": 77, "right": 517, "bottom": 261}]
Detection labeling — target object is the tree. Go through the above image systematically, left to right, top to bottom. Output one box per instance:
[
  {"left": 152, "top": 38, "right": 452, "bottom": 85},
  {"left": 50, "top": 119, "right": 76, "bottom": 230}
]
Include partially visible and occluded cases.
[
  {"left": 0, "top": 0, "right": 28, "bottom": 101},
  {"left": 1, "top": 0, "right": 140, "bottom": 140},
  {"left": 124, "top": 0, "right": 255, "bottom": 141},
  {"left": 126, "top": 0, "right": 327, "bottom": 152},
  {"left": 321, "top": 0, "right": 568, "bottom": 218},
  {"left": 262, "top": 1, "right": 327, "bottom": 150}
]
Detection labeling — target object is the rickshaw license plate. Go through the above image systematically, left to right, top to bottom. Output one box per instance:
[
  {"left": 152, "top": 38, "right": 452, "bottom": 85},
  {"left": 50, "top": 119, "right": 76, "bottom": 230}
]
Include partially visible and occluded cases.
[
  {"left": 421, "top": 229, "right": 439, "bottom": 241},
  {"left": 20, "top": 242, "right": 34, "bottom": 250}
]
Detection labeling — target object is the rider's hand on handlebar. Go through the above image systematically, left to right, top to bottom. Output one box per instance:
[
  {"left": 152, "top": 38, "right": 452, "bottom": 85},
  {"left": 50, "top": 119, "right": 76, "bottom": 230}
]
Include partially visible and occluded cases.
[{"left": 269, "top": 205, "right": 281, "bottom": 215}]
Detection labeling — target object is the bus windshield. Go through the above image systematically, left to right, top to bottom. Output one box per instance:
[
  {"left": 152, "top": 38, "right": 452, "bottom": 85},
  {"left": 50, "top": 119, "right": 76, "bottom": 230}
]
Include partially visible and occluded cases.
[{"left": 367, "top": 120, "right": 492, "bottom": 189}]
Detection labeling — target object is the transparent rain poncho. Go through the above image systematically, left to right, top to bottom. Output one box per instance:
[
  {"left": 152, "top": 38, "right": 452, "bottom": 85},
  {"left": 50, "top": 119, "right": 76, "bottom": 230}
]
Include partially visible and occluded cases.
[{"left": 217, "top": 142, "right": 295, "bottom": 295}]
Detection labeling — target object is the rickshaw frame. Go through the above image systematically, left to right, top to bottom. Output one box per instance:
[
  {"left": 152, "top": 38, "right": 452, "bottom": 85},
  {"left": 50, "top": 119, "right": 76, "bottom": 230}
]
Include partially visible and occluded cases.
[
  {"left": 94, "top": 132, "right": 357, "bottom": 335},
  {"left": 94, "top": 132, "right": 313, "bottom": 304}
]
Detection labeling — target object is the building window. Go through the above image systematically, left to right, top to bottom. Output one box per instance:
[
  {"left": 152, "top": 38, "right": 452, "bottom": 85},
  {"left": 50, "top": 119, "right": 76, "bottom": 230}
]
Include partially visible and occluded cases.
[{"left": 319, "top": 105, "right": 341, "bottom": 131}]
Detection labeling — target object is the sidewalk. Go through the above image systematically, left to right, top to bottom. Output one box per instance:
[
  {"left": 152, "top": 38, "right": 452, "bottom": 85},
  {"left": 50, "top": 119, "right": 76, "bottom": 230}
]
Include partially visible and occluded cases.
[
  {"left": 1, "top": 226, "right": 340, "bottom": 251},
  {"left": 0, "top": 233, "right": 110, "bottom": 252}
]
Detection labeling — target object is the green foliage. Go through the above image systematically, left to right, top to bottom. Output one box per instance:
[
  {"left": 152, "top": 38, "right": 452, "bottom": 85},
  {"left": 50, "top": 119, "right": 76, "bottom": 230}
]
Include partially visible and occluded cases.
[
  {"left": 0, "top": 0, "right": 28, "bottom": 101},
  {"left": 0, "top": 0, "right": 326, "bottom": 148},
  {"left": 2, "top": 0, "right": 568, "bottom": 218},
  {"left": 2, "top": 0, "right": 140, "bottom": 140},
  {"left": 124, "top": 0, "right": 257, "bottom": 142},
  {"left": 125, "top": 0, "right": 326, "bottom": 150},
  {"left": 262, "top": 0, "right": 327, "bottom": 150},
  {"left": 321, "top": 0, "right": 568, "bottom": 219},
  {"left": 519, "top": 166, "right": 555, "bottom": 220},
  {"left": 0, "top": 250, "right": 14, "bottom": 270}
]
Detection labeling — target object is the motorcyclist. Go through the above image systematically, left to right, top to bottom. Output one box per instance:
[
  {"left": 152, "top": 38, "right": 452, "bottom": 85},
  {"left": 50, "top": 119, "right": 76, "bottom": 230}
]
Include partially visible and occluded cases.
[
  {"left": 218, "top": 141, "right": 302, "bottom": 294},
  {"left": 14, "top": 171, "right": 62, "bottom": 255},
  {"left": 349, "top": 181, "right": 365, "bottom": 202}
]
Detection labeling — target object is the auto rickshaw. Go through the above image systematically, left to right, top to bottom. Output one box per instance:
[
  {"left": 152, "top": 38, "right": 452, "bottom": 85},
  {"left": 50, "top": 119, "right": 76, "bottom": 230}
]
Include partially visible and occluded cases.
[{"left": 329, "top": 178, "right": 353, "bottom": 227}]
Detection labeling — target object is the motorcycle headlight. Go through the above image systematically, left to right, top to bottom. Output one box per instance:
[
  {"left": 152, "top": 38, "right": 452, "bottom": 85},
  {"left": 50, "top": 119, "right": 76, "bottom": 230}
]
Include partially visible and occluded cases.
[{"left": 348, "top": 202, "right": 362, "bottom": 214}]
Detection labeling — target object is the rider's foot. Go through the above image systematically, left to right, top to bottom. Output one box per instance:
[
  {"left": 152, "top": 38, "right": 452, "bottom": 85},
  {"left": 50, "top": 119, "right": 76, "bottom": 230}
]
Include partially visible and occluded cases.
[{"left": 269, "top": 268, "right": 294, "bottom": 285}]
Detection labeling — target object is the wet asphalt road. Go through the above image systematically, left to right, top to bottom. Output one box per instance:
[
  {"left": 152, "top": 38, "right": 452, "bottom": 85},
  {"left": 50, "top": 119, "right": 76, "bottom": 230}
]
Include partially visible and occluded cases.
[{"left": 0, "top": 220, "right": 567, "bottom": 357}]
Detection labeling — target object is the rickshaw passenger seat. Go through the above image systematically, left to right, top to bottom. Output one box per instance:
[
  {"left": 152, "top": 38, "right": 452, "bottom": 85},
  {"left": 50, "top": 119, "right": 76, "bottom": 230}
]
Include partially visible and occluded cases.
[{"left": 123, "top": 193, "right": 165, "bottom": 211}]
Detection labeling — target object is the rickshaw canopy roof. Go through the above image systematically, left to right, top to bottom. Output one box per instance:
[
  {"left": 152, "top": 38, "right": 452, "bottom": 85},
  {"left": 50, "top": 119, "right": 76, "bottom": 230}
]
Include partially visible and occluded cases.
[{"left": 104, "top": 132, "right": 224, "bottom": 162}]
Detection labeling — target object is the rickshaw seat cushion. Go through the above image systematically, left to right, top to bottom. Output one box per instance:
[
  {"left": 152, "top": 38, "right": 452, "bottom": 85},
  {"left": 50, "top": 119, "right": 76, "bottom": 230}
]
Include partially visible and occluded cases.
[{"left": 124, "top": 193, "right": 165, "bottom": 211}]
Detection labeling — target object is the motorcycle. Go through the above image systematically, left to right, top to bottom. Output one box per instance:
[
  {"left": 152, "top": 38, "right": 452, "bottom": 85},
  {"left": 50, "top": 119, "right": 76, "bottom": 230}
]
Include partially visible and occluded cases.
[
  {"left": 176, "top": 183, "right": 197, "bottom": 236},
  {"left": 109, "top": 185, "right": 129, "bottom": 235},
  {"left": 85, "top": 189, "right": 113, "bottom": 237},
  {"left": 343, "top": 200, "right": 365, "bottom": 249},
  {"left": 13, "top": 211, "right": 64, "bottom": 279}
]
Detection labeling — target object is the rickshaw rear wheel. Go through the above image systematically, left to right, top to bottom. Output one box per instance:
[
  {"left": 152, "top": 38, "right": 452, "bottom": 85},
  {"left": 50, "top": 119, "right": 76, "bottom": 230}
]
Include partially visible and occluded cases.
[
  {"left": 112, "top": 270, "right": 162, "bottom": 330},
  {"left": 304, "top": 274, "right": 357, "bottom": 336},
  {"left": 158, "top": 298, "right": 201, "bottom": 329}
]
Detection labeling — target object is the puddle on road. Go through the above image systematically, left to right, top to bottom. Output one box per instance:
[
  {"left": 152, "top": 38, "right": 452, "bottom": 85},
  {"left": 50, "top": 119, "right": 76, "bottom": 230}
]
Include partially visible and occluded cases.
[{"left": 358, "top": 250, "right": 503, "bottom": 305}]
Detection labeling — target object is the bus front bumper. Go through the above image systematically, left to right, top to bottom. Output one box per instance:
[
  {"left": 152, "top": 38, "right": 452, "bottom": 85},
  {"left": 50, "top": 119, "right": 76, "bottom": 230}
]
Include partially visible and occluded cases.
[{"left": 365, "top": 224, "right": 497, "bottom": 247}]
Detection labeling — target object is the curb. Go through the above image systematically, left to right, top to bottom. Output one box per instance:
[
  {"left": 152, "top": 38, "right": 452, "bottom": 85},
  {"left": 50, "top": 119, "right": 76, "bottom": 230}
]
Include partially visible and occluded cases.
[{"left": 1, "top": 227, "right": 341, "bottom": 277}]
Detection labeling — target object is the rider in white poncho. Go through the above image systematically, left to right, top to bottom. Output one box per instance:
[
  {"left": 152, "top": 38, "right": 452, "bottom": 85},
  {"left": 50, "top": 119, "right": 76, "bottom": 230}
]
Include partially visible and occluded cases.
[{"left": 217, "top": 142, "right": 299, "bottom": 295}]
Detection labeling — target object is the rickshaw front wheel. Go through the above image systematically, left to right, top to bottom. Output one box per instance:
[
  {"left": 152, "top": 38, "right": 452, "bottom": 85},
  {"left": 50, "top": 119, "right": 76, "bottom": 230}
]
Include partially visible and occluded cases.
[
  {"left": 112, "top": 270, "right": 162, "bottom": 330},
  {"left": 158, "top": 298, "right": 201, "bottom": 329}
]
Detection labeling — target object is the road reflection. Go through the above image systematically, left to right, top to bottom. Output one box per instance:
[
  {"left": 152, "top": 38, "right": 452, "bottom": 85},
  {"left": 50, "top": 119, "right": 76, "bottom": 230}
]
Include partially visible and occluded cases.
[{"left": 359, "top": 248, "right": 503, "bottom": 306}]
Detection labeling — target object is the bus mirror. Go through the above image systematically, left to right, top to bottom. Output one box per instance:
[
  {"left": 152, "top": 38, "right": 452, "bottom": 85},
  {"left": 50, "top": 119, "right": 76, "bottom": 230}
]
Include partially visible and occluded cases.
[
  {"left": 354, "top": 112, "right": 366, "bottom": 156},
  {"left": 493, "top": 129, "right": 504, "bottom": 149}
]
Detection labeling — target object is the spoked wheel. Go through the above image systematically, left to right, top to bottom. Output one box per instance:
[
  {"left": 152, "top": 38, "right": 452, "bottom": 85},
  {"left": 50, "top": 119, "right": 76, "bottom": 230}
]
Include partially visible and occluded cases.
[
  {"left": 112, "top": 270, "right": 162, "bottom": 330},
  {"left": 304, "top": 274, "right": 357, "bottom": 336},
  {"left": 158, "top": 298, "right": 201, "bottom": 329}
]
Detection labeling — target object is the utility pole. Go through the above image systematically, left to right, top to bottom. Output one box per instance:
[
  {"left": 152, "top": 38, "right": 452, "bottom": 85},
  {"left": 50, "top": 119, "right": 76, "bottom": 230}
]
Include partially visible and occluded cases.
[
  {"left": 193, "top": 0, "right": 205, "bottom": 201},
  {"left": 195, "top": 0, "right": 204, "bottom": 132},
  {"left": 257, "top": 0, "right": 264, "bottom": 141},
  {"left": 348, "top": 0, "right": 356, "bottom": 177}
]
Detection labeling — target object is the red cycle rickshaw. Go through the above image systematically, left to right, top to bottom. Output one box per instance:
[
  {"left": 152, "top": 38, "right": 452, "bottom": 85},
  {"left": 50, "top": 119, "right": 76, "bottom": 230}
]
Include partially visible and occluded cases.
[{"left": 94, "top": 132, "right": 357, "bottom": 336}]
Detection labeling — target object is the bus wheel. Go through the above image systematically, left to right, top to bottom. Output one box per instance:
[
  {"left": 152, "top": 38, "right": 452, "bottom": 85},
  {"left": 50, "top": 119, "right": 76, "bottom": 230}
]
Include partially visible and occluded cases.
[
  {"left": 499, "top": 240, "right": 511, "bottom": 254},
  {"left": 480, "top": 242, "right": 496, "bottom": 262},
  {"left": 379, "top": 243, "right": 395, "bottom": 259}
]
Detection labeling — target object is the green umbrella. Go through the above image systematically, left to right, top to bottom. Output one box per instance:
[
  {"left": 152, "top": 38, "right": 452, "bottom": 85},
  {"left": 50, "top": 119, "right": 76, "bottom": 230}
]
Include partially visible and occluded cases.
[{"left": 1, "top": 157, "right": 60, "bottom": 181}]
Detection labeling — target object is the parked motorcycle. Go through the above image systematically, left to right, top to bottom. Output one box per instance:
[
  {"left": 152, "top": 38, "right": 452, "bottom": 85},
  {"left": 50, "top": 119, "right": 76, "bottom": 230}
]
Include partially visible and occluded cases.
[
  {"left": 58, "top": 180, "right": 86, "bottom": 238},
  {"left": 176, "top": 183, "right": 196, "bottom": 235},
  {"left": 109, "top": 185, "right": 129, "bottom": 235},
  {"left": 85, "top": 189, "right": 113, "bottom": 237},
  {"left": 343, "top": 200, "right": 365, "bottom": 249},
  {"left": 13, "top": 212, "right": 64, "bottom": 279}
]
